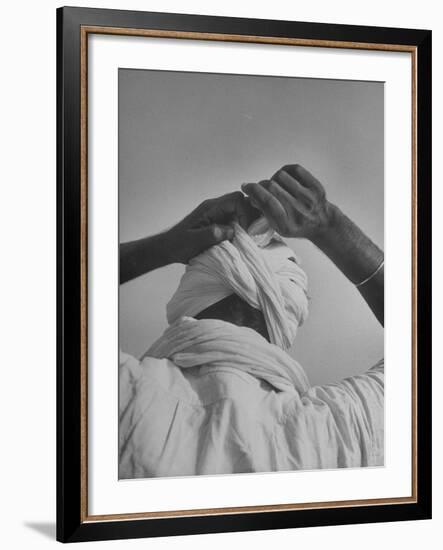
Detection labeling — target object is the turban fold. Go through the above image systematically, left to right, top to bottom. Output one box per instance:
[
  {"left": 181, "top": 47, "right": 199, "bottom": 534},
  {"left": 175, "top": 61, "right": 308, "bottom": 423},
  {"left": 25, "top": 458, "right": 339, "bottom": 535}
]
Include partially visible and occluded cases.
[{"left": 167, "top": 217, "right": 309, "bottom": 350}]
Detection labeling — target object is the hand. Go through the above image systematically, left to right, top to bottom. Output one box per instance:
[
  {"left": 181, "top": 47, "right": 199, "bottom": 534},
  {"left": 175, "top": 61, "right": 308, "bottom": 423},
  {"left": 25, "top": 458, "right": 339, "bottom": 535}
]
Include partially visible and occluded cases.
[
  {"left": 241, "top": 164, "right": 335, "bottom": 241},
  {"left": 164, "top": 191, "right": 259, "bottom": 264}
]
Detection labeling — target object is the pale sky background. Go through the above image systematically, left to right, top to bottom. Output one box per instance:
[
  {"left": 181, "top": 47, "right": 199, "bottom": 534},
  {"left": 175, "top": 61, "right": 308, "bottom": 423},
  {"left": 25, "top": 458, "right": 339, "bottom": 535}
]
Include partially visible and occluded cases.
[{"left": 119, "top": 68, "right": 384, "bottom": 386}]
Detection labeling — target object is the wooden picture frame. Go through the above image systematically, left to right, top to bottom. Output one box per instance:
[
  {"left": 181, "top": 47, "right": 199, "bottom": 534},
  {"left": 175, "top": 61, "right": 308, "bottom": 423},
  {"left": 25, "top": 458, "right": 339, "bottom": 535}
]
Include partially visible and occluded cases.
[{"left": 57, "top": 6, "right": 431, "bottom": 543}]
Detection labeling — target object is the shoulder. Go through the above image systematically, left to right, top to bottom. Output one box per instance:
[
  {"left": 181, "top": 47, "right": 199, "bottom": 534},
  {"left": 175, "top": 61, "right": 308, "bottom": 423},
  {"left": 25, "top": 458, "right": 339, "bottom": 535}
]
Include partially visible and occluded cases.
[{"left": 119, "top": 351, "right": 169, "bottom": 382}]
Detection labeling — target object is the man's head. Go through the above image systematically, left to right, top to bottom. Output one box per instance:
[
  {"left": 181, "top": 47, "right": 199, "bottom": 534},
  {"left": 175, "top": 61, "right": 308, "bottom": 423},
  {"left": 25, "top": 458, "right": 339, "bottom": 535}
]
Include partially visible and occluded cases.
[
  {"left": 167, "top": 218, "right": 309, "bottom": 350},
  {"left": 195, "top": 294, "right": 270, "bottom": 341}
]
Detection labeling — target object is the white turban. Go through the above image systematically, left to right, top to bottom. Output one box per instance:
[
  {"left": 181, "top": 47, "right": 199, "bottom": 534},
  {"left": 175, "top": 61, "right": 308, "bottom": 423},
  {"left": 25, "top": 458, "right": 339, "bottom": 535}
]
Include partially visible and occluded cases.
[{"left": 166, "top": 217, "right": 309, "bottom": 350}]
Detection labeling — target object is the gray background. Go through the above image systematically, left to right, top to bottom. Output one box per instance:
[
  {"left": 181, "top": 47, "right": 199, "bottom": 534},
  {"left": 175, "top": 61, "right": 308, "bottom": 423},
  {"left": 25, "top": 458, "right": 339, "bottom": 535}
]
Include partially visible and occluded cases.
[{"left": 119, "top": 68, "right": 384, "bottom": 386}]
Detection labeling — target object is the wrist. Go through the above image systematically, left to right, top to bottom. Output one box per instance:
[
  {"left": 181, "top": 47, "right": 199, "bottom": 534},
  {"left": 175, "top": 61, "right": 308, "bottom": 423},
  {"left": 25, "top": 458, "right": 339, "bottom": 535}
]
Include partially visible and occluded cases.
[
  {"left": 310, "top": 202, "right": 343, "bottom": 250},
  {"left": 310, "top": 203, "right": 384, "bottom": 286},
  {"left": 158, "top": 230, "right": 178, "bottom": 266}
]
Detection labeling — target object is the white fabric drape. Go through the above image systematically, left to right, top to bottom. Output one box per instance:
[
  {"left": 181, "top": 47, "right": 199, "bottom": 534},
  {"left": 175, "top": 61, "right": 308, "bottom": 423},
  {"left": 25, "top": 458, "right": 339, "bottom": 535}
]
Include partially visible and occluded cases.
[
  {"left": 119, "top": 218, "right": 383, "bottom": 479},
  {"left": 167, "top": 219, "right": 309, "bottom": 350},
  {"left": 119, "top": 317, "right": 384, "bottom": 478},
  {"left": 147, "top": 317, "right": 310, "bottom": 394}
]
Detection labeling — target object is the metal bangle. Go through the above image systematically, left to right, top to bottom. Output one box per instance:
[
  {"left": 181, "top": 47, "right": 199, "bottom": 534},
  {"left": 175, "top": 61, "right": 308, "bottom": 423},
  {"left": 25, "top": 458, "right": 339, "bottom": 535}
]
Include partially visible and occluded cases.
[{"left": 355, "top": 260, "right": 384, "bottom": 288}]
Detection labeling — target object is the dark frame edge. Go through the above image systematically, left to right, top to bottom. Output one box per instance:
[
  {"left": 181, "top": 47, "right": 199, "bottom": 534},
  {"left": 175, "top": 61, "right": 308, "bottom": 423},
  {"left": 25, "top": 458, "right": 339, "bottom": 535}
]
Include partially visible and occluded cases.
[
  {"left": 57, "top": 5, "right": 83, "bottom": 543},
  {"left": 60, "top": 5, "right": 431, "bottom": 42},
  {"left": 56, "top": 6, "right": 65, "bottom": 543},
  {"left": 415, "top": 29, "right": 432, "bottom": 521},
  {"left": 62, "top": 501, "right": 431, "bottom": 543}
]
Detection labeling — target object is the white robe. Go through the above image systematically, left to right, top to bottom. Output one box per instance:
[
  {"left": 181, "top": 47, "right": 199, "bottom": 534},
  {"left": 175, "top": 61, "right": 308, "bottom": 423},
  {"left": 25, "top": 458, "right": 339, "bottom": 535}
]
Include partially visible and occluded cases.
[{"left": 119, "top": 318, "right": 384, "bottom": 479}]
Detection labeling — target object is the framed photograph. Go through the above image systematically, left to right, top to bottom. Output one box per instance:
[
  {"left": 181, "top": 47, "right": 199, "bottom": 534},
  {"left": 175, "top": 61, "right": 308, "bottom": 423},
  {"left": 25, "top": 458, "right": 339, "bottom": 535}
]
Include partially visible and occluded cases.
[{"left": 57, "top": 6, "right": 432, "bottom": 543}]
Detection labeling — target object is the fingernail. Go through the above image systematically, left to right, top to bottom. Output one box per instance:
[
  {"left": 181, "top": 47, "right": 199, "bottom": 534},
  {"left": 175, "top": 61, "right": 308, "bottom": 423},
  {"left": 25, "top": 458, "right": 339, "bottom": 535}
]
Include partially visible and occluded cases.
[
  {"left": 241, "top": 183, "right": 249, "bottom": 192},
  {"left": 213, "top": 226, "right": 223, "bottom": 240}
]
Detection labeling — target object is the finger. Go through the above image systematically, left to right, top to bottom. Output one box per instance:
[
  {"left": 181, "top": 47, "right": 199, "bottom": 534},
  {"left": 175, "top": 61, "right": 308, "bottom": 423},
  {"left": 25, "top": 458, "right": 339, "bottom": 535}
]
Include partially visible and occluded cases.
[
  {"left": 281, "top": 164, "right": 326, "bottom": 196},
  {"left": 271, "top": 169, "right": 314, "bottom": 205},
  {"left": 261, "top": 179, "right": 309, "bottom": 217},
  {"left": 241, "top": 182, "right": 287, "bottom": 225},
  {"left": 241, "top": 188, "right": 260, "bottom": 210},
  {"left": 195, "top": 191, "right": 255, "bottom": 230},
  {"left": 214, "top": 191, "right": 257, "bottom": 229},
  {"left": 186, "top": 192, "right": 240, "bottom": 225},
  {"left": 238, "top": 196, "right": 261, "bottom": 229},
  {"left": 243, "top": 196, "right": 262, "bottom": 229},
  {"left": 192, "top": 224, "right": 234, "bottom": 252}
]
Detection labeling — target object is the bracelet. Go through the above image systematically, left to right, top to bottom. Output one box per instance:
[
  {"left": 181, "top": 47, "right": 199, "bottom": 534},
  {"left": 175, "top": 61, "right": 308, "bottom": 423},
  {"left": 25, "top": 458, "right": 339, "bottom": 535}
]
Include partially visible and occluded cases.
[{"left": 355, "top": 260, "right": 384, "bottom": 288}]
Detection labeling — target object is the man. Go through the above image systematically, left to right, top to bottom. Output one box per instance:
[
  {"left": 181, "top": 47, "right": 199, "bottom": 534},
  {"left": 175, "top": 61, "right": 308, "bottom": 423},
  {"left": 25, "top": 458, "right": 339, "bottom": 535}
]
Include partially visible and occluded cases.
[{"left": 119, "top": 164, "right": 384, "bottom": 478}]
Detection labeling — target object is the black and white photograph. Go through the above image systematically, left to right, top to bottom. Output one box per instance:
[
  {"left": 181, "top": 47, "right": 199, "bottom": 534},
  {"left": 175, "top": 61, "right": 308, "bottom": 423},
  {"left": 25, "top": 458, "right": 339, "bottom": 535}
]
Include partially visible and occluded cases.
[{"left": 118, "top": 68, "right": 385, "bottom": 480}]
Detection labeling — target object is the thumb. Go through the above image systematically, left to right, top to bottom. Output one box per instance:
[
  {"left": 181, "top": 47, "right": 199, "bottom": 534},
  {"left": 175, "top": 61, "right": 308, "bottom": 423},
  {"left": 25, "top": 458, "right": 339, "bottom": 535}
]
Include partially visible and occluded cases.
[{"left": 193, "top": 224, "right": 234, "bottom": 252}]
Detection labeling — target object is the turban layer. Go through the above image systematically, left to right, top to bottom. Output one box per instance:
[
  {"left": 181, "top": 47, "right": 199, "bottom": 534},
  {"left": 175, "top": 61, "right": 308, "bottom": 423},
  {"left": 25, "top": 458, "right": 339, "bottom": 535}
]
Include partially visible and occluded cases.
[{"left": 167, "top": 217, "right": 309, "bottom": 350}]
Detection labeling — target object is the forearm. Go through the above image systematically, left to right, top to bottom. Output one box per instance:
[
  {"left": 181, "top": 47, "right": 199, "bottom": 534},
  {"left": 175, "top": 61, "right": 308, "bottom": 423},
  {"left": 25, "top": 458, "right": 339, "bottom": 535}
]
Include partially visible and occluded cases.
[
  {"left": 120, "top": 191, "right": 253, "bottom": 284},
  {"left": 312, "top": 204, "right": 384, "bottom": 325},
  {"left": 120, "top": 233, "right": 171, "bottom": 284}
]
